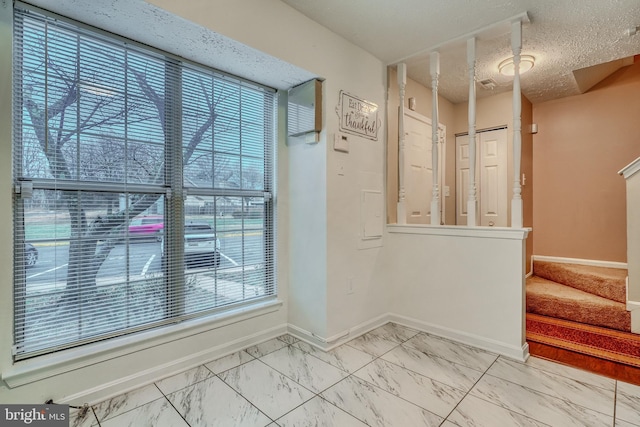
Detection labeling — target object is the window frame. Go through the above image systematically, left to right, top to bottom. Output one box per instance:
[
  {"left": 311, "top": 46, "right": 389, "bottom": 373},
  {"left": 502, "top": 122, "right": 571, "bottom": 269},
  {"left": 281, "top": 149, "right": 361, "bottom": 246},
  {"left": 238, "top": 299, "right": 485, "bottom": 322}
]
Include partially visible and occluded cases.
[{"left": 12, "top": 3, "right": 277, "bottom": 361}]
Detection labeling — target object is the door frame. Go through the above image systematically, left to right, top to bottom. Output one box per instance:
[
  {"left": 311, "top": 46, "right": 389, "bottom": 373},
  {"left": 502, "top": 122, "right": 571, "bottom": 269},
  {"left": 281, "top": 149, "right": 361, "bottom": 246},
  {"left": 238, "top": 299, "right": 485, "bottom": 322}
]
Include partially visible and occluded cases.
[{"left": 455, "top": 126, "right": 508, "bottom": 226}]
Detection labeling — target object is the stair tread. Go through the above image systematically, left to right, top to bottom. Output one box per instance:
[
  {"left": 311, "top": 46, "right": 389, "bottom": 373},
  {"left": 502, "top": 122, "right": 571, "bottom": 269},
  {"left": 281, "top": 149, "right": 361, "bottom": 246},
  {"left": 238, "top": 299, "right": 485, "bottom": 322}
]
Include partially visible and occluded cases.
[
  {"left": 533, "top": 260, "right": 627, "bottom": 303},
  {"left": 539, "top": 261, "right": 628, "bottom": 280},
  {"left": 526, "top": 276, "right": 630, "bottom": 332},
  {"left": 527, "top": 276, "right": 626, "bottom": 307}
]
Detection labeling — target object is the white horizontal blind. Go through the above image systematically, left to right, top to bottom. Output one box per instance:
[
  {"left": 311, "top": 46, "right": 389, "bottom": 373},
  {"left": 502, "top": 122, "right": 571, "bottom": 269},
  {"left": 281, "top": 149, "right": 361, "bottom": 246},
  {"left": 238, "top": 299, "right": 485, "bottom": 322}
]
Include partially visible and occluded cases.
[{"left": 12, "top": 5, "right": 276, "bottom": 360}]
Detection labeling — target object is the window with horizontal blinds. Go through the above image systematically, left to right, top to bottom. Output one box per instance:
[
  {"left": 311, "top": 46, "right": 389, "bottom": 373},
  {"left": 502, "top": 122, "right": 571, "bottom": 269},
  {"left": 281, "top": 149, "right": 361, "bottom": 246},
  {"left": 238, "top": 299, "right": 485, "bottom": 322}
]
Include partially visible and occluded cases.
[{"left": 12, "top": 5, "right": 277, "bottom": 360}]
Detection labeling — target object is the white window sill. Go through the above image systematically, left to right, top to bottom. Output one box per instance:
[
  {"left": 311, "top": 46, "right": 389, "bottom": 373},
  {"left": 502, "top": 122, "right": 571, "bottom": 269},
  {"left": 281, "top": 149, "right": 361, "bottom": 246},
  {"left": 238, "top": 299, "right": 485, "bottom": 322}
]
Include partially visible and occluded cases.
[
  {"left": 387, "top": 224, "right": 531, "bottom": 240},
  {"left": 2, "top": 298, "right": 283, "bottom": 388}
]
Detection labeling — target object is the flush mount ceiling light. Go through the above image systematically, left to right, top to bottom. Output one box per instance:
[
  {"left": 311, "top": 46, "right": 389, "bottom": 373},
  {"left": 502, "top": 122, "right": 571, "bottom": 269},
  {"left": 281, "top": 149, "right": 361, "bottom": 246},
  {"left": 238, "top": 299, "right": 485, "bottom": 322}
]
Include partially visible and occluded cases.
[{"left": 498, "top": 55, "right": 535, "bottom": 76}]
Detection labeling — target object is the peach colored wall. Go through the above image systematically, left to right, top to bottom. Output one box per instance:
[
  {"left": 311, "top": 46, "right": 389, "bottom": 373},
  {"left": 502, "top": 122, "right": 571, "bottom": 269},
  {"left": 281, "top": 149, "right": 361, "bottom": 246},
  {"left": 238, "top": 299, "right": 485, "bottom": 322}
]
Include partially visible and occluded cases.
[{"left": 532, "top": 62, "right": 640, "bottom": 262}]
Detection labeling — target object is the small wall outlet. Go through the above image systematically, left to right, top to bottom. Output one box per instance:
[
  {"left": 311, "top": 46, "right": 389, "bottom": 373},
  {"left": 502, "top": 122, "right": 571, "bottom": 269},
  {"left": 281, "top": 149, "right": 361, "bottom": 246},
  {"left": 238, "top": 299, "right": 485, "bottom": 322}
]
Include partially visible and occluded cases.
[{"left": 337, "top": 158, "right": 345, "bottom": 176}]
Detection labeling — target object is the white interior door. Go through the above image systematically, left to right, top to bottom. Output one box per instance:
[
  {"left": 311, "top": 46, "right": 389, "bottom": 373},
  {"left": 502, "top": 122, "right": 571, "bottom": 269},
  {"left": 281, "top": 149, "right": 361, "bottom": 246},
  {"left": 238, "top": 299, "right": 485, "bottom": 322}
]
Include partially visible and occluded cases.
[
  {"left": 404, "top": 111, "right": 432, "bottom": 224},
  {"left": 456, "top": 128, "right": 508, "bottom": 226},
  {"left": 479, "top": 129, "right": 507, "bottom": 226},
  {"left": 455, "top": 134, "right": 471, "bottom": 225}
]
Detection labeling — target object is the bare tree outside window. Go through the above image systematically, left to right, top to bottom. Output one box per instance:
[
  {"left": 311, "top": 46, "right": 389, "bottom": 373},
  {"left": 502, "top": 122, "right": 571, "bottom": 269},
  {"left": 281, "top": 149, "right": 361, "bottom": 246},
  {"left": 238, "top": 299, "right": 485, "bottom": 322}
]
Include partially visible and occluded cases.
[{"left": 13, "top": 9, "right": 275, "bottom": 358}]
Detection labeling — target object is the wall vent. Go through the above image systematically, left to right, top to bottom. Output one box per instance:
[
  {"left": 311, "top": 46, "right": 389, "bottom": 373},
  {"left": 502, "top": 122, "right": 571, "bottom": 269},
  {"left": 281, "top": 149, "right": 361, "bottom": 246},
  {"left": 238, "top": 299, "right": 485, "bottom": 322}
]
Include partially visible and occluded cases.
[{"left": 479, "top": 78, "right": 497, "bottom": 90}]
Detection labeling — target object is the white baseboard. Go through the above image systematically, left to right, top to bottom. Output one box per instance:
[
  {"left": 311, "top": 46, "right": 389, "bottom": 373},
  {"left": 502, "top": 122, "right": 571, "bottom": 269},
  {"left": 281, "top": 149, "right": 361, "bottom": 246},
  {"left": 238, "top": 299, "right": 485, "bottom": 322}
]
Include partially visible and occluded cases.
[
  {"left": 532, "top": 255, "right": 627, "bottom": 270},
  {"left": 626, "top": 276, "right": 639, "bottom": 312},
  {"left": 627, "top": 300, "right": 640, "bottom": 311},
  {"left": 60, "top": 312, "right": 531, "bottom": 405},
  {"left": 291, "top": 312, "right": 528, "bottom": 361},
  {"left": 288, "top": 313, "right": 389, "bottom": 351},
  {"left": 388, "top": 313, "right": 530, "bottom": 362},
  {"left": 60, "top": 323, "right": 287, "bottom": 405},
  {"left": 286, "top": 324, "right": 333, "bottom": 350}
]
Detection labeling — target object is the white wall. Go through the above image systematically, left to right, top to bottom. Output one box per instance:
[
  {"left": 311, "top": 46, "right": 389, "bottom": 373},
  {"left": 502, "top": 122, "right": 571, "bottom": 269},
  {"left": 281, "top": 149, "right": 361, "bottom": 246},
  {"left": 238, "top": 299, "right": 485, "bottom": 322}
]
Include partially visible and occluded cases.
[
  {"left": 0, "top": 0, "right": 387, "bottom": 403},
  {"left": 0, "top": 0, "right": 530, "bottom": 405},
  {"left": 136, "top": 0, "right": 529, "bottom": 360},
  {"left": 148, "top": 0, "right": 390, "bottom": 342},
  {"left": 323, "top": 62, "right": 387, "bottom": 338},
  {"left": 621, "top": 160, "right": 640, "bottom": 303},
  {"left": 623, "top": 162, "right": 640, "bottom": 332},
  {"left": 381, "top": 226, "right": 528, "bottom": 359}
]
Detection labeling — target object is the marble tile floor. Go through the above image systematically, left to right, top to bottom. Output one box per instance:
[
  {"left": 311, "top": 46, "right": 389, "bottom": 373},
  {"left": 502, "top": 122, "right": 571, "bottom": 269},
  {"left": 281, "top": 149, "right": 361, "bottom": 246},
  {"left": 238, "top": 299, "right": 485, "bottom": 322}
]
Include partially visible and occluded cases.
[{"left": 70, "top": 322, "right": 640, "bottom": 426}]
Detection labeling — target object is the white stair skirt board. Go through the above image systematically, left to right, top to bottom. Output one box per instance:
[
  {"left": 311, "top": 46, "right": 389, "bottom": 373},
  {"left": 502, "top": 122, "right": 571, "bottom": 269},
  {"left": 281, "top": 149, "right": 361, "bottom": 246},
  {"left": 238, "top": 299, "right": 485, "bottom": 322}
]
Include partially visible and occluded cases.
[
  {"left": 532, "top": 255, "right": 628, "bottom": 270},
  {"left": 626, "top": 276, "right": 636, "bottom": 312},
  {"left": 627, "top": 277, "right": 640, "bottom": 333},
  {"left": 631, "top": 307, "right": 640, "bottom": 334}
]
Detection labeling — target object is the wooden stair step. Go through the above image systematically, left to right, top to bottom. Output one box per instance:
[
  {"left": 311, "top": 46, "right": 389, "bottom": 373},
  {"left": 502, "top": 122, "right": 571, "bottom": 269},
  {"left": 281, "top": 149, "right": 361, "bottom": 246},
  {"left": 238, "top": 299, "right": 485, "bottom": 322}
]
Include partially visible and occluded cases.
[
  {"left": 533, "top": 260, "right": 627, "bottom": 304},
  {"left": 526, "top": 276, "right": 630, "bottom": 332},
  {"left": 526, "top": 313, "right": 640, "bottom": 385}
]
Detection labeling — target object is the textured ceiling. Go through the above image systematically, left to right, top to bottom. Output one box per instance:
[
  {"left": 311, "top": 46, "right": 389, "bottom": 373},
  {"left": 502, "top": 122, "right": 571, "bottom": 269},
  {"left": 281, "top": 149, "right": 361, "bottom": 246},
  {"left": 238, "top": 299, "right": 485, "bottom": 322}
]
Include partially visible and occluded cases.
[
  {"left": 23, "top": 0, "right": 317, "bottom": 90},
  {"left": 279, "top": 0, "right": 640, "bottom": 103}
]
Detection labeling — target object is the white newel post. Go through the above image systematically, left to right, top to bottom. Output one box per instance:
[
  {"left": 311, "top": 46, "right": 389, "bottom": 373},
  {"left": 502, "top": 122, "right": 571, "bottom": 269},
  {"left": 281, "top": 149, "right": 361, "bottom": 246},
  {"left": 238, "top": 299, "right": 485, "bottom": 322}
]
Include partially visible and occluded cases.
[
  {"left": 511, "top": 21, "right": 524, "bottom": 228},
  {"left": 467, "top": 37, "right": 478, "bottom": 226},
  {"left": 430, "top": 51, "right": 441, "bottom": 226},
  {"left": 397, "top": 63, "right": 407, "bottom": 224},
  {"left": 620, "top": 157, "right": 640, "bottom": 333}
]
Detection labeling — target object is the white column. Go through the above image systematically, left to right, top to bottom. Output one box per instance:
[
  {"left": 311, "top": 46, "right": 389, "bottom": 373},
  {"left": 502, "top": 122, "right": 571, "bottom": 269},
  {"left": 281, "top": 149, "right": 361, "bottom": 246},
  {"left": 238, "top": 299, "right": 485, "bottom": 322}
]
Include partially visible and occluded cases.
[
  {"left": 511, "top": 21, "right": 523, "bottom": 228},
  {"left": 466, "top": 37, "right": 478, "bottom": 226},
  {"left": 430, "top": 51, "right": 441, "bottom": 226},
  {"left": 397, "top": 63, "right": 407, "bottom": 225}
]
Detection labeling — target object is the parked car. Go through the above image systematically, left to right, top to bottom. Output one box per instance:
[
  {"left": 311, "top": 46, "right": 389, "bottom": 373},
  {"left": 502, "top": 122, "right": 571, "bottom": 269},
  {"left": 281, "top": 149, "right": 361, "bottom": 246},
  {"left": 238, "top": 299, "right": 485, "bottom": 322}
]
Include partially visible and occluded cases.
[
  {"left": 128, "top": 215, "right": 164, "bottom": 241},
  {"left": 161, "top": 222, "right": 221, "bottom": 268},
  {"left": 184, "top": 222, "right": 221, "bottom": 267},
  {"left": 25, "top": 243, "right": 38, "bottom": 268}
]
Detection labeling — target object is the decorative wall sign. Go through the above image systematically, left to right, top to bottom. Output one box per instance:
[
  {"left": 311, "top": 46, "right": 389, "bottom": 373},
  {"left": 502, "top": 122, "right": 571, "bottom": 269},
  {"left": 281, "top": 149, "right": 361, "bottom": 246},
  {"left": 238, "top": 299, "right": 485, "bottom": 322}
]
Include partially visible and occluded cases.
[{"left": 337, "top": 91, "right": 379, "bottom": 141}]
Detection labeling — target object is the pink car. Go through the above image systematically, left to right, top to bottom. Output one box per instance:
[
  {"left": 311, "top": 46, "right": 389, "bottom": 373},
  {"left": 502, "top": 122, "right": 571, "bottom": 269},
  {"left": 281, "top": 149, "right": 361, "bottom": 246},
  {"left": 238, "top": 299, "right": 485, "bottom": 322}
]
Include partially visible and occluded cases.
[{"left": 128, "top": 215, "right": 164, "bottom": 241}]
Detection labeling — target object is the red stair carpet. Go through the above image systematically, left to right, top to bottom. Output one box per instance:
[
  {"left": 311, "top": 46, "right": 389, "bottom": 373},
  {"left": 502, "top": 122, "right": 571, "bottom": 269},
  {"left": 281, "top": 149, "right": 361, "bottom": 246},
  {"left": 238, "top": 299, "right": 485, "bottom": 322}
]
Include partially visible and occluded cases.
[
  {"left": 526, "top": 260, "right": 640, "bottom": 384},
  {"left": 527, "top": 313, "right": 640, "bottom": 366}
]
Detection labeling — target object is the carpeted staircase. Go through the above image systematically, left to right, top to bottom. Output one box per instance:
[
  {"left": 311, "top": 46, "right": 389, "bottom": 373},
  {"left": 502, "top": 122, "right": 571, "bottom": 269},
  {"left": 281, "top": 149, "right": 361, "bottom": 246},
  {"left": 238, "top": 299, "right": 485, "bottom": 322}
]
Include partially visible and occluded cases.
[
  {"left": 526, "top": 260, "right": 630, "bottom": 332},
  {"left": 526, "top": 260, "right": 640, "bottom": 383}
]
